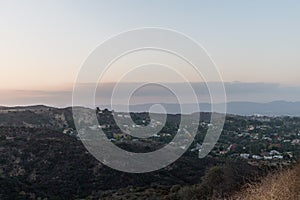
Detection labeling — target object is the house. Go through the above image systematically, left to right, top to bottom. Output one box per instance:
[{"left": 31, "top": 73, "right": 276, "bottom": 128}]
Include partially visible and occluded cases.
[
  {"left": 156, "top": 121, "right": 162, "bottom": 125},
  {"left": 89, "top": 125, "right": 98, "bottom": 130},
  {"left": 98, "top": 125, "right": 107, "bottom": 129},
  {"left": 248, "top": 125, "right": 255, "bottom": 131},
  {"left": 63, "top": 128, "right": 73, "bottom": 134},
  {"left": 153, "top": 133, "right": 160, "bottom": 138},
  {"left": 5, "top": 136, "right": 14, "bottom": 140},
  {"left": 262, "top": 136, "right": 272, "bottom": 142},
  {"left": 291, "top": 139, "right": 300, "bottom": 145},
  {"left": 191, "top": 143, "right": 202, "bottom": 152},
  {"left": 227, "top": 144, "right": 234, "bottom": 151},
  {"left": 179, "top": 145, "right": 187, "bottom": 150},
  {"left": 220, "top": 150, "right": 228, "bottom": 155},
  {"left": 269, "top": 150, "right": 281, "bottom": 156},
  {"left": 287, "top": 152, "right": 294, "bottom": 158},
  {"left": 240, "top": 153, "right": 250, "bottom": 159},
  {"left": 252, "top": 155, "right": 262, "bottom": 160},
  {"left": 273, "top": 155, "right": 283, "bottom": 159},
  {"left": 264, "top": 156, "right": 273, "bottom": 160}
]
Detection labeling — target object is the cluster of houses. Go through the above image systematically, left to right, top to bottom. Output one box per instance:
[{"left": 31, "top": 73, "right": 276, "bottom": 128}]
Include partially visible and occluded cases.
[
  {"left": 60, "top": 111, "right": 300, "bottom": 164},
  {"left": 239, "top": 150, "right": 290, "bottom": 160}
]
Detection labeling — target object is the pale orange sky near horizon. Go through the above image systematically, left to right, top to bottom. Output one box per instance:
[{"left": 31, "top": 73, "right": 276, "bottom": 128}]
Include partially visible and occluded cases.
[{"left": 1, "top": 1, "right": 300, "bottom": 91}]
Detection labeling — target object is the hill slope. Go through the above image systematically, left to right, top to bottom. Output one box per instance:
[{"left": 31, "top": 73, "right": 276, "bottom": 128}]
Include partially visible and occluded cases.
[{"left": 232, "top": 163, "right": 300, "bottom": 200}]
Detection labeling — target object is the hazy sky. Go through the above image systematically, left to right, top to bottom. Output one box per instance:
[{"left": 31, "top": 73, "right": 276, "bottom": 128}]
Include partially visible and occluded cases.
[{"left": 0, "top": 1, "right": 300, "bottom": 105}]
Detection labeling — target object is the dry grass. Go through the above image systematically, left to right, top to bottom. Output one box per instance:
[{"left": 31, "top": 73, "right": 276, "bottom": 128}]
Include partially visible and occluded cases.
[{"left": 232, "top": 163, "right": 300, "bottom": 200}]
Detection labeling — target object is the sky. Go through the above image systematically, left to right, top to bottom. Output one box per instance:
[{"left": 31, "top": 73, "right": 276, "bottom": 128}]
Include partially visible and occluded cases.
[{"left": 0, "top": 0, "right": 300, "bottom": 105}]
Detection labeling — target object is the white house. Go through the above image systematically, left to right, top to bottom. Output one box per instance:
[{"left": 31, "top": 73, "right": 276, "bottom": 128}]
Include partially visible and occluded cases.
[
  {"left": 240, "top": 153, "right": 250, "bottom": 159},
  {"left": 252, "top": 155, "right": 262, "bottom": 160}
]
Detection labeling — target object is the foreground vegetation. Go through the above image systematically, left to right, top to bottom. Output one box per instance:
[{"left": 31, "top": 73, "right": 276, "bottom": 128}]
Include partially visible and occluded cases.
[{"left": 232, "top": 162, "right": 300, "bottom": 200}]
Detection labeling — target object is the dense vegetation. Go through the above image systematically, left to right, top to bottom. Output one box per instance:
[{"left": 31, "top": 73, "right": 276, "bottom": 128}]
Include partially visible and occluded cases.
[
  {"left": 0, "top": 106, "right": 299, "bottom": 199},
  {"left": 233, "top": 162, "right": 300, "bottom": 200}
]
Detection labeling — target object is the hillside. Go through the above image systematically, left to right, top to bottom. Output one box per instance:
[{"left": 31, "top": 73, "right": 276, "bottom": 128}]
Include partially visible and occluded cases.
[
  {"left": 0, "top": 106, "right": 299, "bottom": 199},
  {"left": 0, "top": 106, "right": 74, "bottom": 130},
  {"left": 0, "top": 126, "right": 268, "bottom": 200},
  {"left": 0, "top": 127, "right": 225, "bottom": 199},
  {"left": 232, "top": 162, "right": 300, "bottom": 200}
]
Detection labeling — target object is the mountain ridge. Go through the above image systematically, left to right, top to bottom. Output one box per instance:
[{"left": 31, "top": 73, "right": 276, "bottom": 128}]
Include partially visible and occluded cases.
[{"left": 1, "top": 100, "right": 300, "bottom": 116}]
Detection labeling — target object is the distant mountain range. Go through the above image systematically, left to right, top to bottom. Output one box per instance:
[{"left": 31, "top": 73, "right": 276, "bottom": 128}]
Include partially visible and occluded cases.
[
  {"left": 1, "top": 101, "right": 300, "bottom": 116},
  {"left": 102, "top": 101, "right": 300, "bottom": 116}
]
